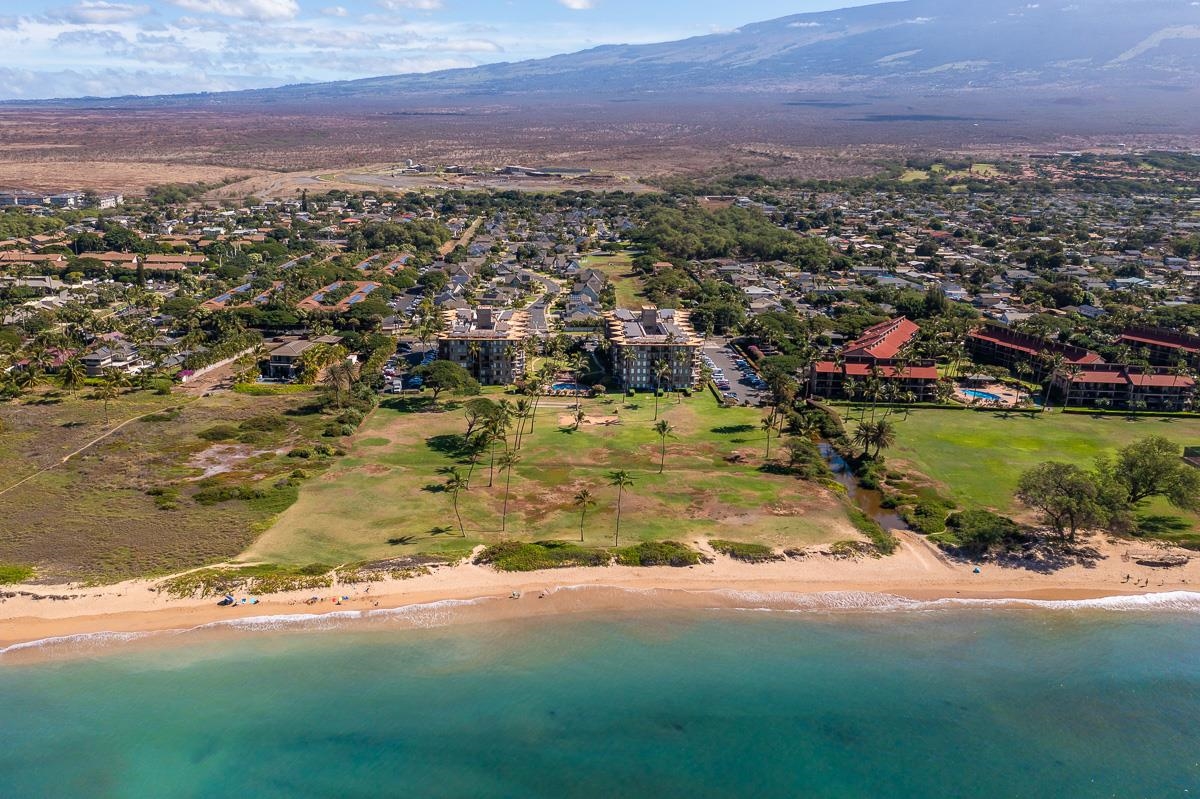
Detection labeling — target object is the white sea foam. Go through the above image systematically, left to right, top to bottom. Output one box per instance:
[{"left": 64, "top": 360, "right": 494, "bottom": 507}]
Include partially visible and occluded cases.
[
  {"left": 705, "top": 589, "right": 1200, "bottom": 614},
  {"left": 0, "top": 630, "right": 151, "bottom": 656}
]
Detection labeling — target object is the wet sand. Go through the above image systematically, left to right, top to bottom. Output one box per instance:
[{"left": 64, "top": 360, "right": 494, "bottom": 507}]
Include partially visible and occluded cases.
[{"left": 3, "top": 533, "right": 1196, "bottom": 655}]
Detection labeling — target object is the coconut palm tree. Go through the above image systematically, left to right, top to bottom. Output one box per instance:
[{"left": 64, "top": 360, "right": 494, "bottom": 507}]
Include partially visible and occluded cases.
[
  {"left": 59, "top": 356, "right": 86, "bottom": 396},
  {"left": 653, "top": 359, "right": 671, "bottom": 420},
  {"left": 322, "top": 360, "right": 355, "bottom": 409},
  {"left": 96, "top": 374, "right": 121, "bottom": 425},
  {"left": 512, "top": 398, "right": 532, "bottom": 450},
  {"left": 573, "top": 407, "right": 586, "bottom": 431},
  {"left": 483, "top": 413, "right": 510, "bottom": 488},
  {"left": 761, "top": 414, "right": 776, "bottom": 461},
  {"left": 654, "top": 419, "right": 674, "bottom": 474},
  {"left": 497, "top": 450, "right": 521, "bottom": 532},
  {"left": 442, "top": 467, "right": 468, "bottom": 537},
  {"left": 607, "top": 470, "right": 634, "bottom": 547},
  {"left": 573, "top": 488, "right": 596, "bottom": 542}
]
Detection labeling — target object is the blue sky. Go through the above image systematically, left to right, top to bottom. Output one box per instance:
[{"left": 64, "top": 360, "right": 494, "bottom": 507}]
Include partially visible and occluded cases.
[{"left": 0, "top": 0, "right": 880, "bottom": 99}]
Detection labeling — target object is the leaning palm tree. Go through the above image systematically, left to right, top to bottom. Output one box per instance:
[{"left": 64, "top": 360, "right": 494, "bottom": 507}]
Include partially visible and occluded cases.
[
  {"left": 573, "top": 407, "right": 587, "bottom": 431},
  {"left": 654, "top": 419, "right": 674, "bottom": 474},
  {"left": 497, "top": 450, "right": 520, "bottom": 533},
  {"left": 442, "top": 467, "right": 468, "bottom": 537},
  {"left": 607, "top": 470, "right": 635, "bottom": 547},
  {"left": 573, "top": 488, "right": 597, "bottom": 543}
]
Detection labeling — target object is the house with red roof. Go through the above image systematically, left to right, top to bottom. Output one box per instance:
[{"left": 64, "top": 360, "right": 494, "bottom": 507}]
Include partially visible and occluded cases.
[{"left": 809, "top": 317, "right": 940, "bottom": 402}]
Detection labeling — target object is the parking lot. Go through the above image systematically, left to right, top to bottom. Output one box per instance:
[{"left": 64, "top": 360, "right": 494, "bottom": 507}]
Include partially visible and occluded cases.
[{"left": 702, "top": 340, "right": 767, "bottom": 405}]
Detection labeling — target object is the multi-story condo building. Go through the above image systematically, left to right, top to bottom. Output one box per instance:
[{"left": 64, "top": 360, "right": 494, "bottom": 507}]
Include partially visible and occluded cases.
[
  {"left": 605, "top": 306, "right": 701, "bottom": 391},
  {"left": 437, "top": 307, "right": 529, "bottom": 385},
  {"left": 809, "top": 317, "right": 940, "bottom": 402},
  {"left": 967, "top": 322, "right": 1103, "bottom": 374},
  {"left": 1117, "top": 327, "right": 1200, "bottom": 369},
  {"left": 1053, "top": 364, "right": 1195, "bottom": 411}
]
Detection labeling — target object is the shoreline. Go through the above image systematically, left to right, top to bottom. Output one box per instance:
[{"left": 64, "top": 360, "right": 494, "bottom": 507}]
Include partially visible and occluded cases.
[{"left": 4, "top": 534, "right": 1198, "bottom": 656}]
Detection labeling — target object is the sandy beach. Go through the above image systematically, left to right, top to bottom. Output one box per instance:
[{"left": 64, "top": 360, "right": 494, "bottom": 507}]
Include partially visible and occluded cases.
[{"left": 3, "top": 532, "right": 1198, "bottom": 653}]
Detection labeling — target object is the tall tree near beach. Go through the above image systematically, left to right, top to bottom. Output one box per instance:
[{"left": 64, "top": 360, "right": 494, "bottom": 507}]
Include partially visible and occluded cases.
[
  {"left": 653, "top": 360, "right": 671, "bottom": 420},
  {"left": 654, "top": 419, "right": 674, "bottom": 474},
  {"left": 498, "top": 450, "right": 521, "bottom": 532},
  {"left": 1016, "top": 462, "right": 1104, "bottom": 542},
  {"left": 442, "top": 467, "right": 468, "bottom": 537},
  {"left": 607, "top": 470, "right": 635, "bottom": 547},
  {"left": 573, "top": 487, "right": 597, "bottom": 542}
]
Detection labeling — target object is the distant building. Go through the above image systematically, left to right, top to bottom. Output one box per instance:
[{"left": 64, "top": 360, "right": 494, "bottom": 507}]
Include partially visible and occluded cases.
[
  {"left": 604, "top": 306, "right": 701, "bottom": 391},
  {"left": 437, "top": 307, "right": 529, "bottom": 385},
  {"left": 809, "top": 317, "right": 939, "bottom": 401},
  {"left": 967, "top": 322, "right": 1103, "bottom": 374},
  {"left": 1117, "top": 326, "right": 1200, "bottom": 368},
  {"left": 265, "top": 335, "right": 344, "bottom": 382}
]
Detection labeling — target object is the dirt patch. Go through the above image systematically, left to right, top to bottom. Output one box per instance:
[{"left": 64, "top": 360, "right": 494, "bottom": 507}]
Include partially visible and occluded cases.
[
  {"left": 556, "top": 414, "right": 621, "bottom": 427},
  {"left": 187, "top": 444, "right": 280, "bottom": 479}
]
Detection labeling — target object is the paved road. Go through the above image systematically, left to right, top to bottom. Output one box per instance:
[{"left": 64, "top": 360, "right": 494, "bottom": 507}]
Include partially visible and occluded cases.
[{"left": 521, "top": 269, "right": 561, "bottom": 334}]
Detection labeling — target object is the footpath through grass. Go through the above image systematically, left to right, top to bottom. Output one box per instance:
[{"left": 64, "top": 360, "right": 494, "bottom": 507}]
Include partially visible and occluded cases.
[
  {"left": 249, "top": 392, "right": 856, "bottom": 566},
  {"left": 874, "top": 407, "right": 1200, "bottom": 544}
]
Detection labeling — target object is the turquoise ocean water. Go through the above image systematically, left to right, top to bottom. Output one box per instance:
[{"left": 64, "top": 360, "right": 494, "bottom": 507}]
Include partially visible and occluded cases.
[{"left": 2, "top": 592, "right": 1199, "bottom": 798}]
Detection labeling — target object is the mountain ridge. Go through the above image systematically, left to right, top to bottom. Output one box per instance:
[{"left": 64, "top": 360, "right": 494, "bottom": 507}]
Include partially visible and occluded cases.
[{"left": 11, "top": 0, "right": 1200, "bottom": 106}]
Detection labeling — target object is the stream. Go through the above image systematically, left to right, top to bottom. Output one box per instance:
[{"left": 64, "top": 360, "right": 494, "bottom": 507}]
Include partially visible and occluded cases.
[{"left": 819, "top": 442, "right": 909, "bottom": 532}]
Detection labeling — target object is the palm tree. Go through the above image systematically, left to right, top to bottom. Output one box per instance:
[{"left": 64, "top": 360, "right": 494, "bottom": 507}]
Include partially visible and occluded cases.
[
  {"left": 59, "top": 357, "right": 86, "bottom": 396},
  {"left": 322, "top": 360, "right": 355, "bottom": 409},
  {"left": 653, "top": 360, "right": 671, "bottom": 420},
  {"left": 1061, "top": 365, "right": 1083, "bottom": 410},
  {"left": 96, "top": 375, "right": 120, "bottom": 425},
  {"left": 512, "top": 398, "right": 532, "bottom": 450},
  {"left": 573, "top": 407, "right": 586, "bottom": 431},
  {"left": 483, "top": 414, "right": 510, "bottom": 488},
  {"left": 761, "top": 414, "right": 776, "bottom": 461},
  {"left": 654, "top": 419, "right": 674, "bottom": 474},
  {"left": 462, "top": 432, "right": 487, "bottom": 489},
  {"left": 497, "top": 450, "right": 521, "bottom": 532},
  {"left": 442, "top": 467, "right": 468, "bottom": 537},
  {"left": 607, "top": 470, "right": 634, "bottom": 547},
  {"left": 573, "top": 488, "right": 596, "bottom": 542}
]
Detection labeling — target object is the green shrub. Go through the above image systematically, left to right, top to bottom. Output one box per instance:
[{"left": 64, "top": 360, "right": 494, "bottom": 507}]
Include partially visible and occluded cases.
[
  {"left": 240, "top": 415, "right": 288, "bottom": 433},
  {"left": 198, "top": 424, "right": 240, "bottom": 442},
  {"left": 288, "top": 447, "right": 313, "bottom": 459},
  {"left": 903, "top": 500, "right": 950, "bottom": 535},
  {"left": 847, "top": 507, "right": 897, "bottom": 555},
  {"left": 942, "top": 510, "right": 1025, "bottom": 555},
  {"left": 709, "top": 540, "right": 782, "bottom": 563},
  {"left": 474, "top": 541, "right": 612, "bottom": 572},
  {"left": 615, "top": 541, "right": 703, "bottom": 567},
  {"left": 0, "top": 564, "right": 34, "bottom": 584}
]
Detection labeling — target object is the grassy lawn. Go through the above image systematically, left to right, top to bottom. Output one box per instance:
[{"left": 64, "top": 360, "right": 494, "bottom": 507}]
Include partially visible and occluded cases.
[
  {"left": 580, "top": 252, "right": 646, "bottom": 307},
  {"left": 0, "top": 386, "right": 330, "bottom": 582},
  {"left": 248, "top": 393, "right": 857, "bottom": 566},
  {"left": 866, "top": 407, "right": 1200, "bottom": 541}
]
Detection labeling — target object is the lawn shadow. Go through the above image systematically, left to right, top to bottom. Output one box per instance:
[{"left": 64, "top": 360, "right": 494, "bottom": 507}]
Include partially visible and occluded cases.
[
  {"left": 380, "top": 396, "right": 435, "bottom": 413},
  {"left": 712, "top": 424, "right": 756, "bottom": 435},
  {"left": 426, "top": 433, "right": 469, "bottom": 457},
  {"left": 421, "top": 483, "right": 448, "bottom": 494},
  {"left": 1135, "top": 514, "right": 1191, "bottom": 536},
  {"left": 429, "top": 526, "right": 458, "bottom": 537},
  {"left": 386, "top": 535, "right": 418, "bottom": 546}
]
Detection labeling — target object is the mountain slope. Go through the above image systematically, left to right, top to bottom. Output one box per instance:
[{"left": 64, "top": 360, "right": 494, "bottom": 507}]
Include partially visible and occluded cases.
[{"left": 238, "top": 0, "right": 1200, "bottom": 103}]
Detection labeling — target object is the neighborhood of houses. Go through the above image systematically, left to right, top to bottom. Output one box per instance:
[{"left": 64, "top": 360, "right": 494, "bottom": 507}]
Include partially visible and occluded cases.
[{"left": 2, "top": 152, "right": 1200, "bottom": 413}]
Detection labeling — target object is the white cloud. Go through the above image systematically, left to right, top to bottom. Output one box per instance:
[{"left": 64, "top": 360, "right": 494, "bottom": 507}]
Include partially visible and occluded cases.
[
  {"left": 169, "top": 0, "right": 299, "bottom": 21},
  {"left": 377, "top": 0, "right": 443, "bottom": 10},
  {"left": 558, "top": 0, "right": 595, "bottom": 9},
  {"left": 48, "top": 1, "right": 151, "bottom": 24},
  {"left": 321, "top": 5, "right": 349, "bottom": 16}
]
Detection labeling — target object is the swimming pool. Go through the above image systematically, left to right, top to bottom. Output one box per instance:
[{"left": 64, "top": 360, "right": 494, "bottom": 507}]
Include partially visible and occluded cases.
[
  {"left": 551, "top": 383, "right": 586, "bottom": 392},
  {"left": 963, "top": 389, "right": 1003, "bottom": 402}
]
